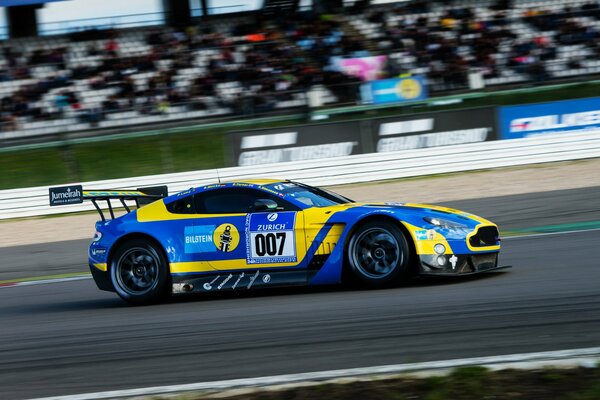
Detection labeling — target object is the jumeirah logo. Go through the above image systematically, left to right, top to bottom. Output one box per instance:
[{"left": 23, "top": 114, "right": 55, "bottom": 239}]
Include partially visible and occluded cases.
[{"left": 49, "top": 185, "right": 83, "bottom": 206}]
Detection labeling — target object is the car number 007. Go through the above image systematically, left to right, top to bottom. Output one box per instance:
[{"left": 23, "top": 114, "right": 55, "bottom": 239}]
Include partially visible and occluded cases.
[{"left": 254, "top": 232, "right": 286, "bottom": 256}]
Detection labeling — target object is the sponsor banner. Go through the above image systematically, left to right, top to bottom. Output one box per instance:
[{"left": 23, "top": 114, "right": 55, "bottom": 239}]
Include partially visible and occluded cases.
[
  {"left": 331, "top": 55, "right": 388, "bottom": 81},
  {"left": 361, "top": 76, "right": 428, "bottom": 105},
  {"left": 499, "top": 97, "right": 600, "bottom": 139},
  {"left": 372, "top": 107, "right": 497, "bottom": 152},
  {"left": 229, "top": 122, "right": 362, "bottom": 166},
  {"left": 49, "top": 185, "right": 83, "bottom": 206}
]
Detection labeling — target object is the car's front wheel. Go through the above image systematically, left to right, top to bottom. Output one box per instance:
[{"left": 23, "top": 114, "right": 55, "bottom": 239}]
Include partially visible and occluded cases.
[
  {"left": 347, "top": 220, "right": 410, "bottom": 287},
  {"left": 110, "top": 238, "right": 170, "bottom": 305}
]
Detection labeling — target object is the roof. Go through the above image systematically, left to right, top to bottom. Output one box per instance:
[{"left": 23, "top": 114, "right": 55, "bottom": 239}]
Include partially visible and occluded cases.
[{"left": 227, "top": 178, "right": 283, "bottom": 185}]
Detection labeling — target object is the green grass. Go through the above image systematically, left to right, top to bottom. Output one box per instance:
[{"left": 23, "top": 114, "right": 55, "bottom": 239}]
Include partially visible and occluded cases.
[
  {"left": 0, "top": 129, "right": 227, "bottom": 189},
  {"left": 0, "top": 148, "right": 73, "bottom": 188}
]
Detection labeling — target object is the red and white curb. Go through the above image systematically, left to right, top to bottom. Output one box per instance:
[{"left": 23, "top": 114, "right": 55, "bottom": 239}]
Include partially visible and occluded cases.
[
  {"left": 0, "top": 275, "right": 91, "bottom": 288},
  {"left": 30, "top": 347, "right": 600, "bottom": 400}
]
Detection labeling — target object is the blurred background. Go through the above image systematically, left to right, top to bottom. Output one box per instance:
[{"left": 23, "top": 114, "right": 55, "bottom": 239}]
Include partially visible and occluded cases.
[{"left": 0, "top": 0, "right": 599, "bottom": 191}]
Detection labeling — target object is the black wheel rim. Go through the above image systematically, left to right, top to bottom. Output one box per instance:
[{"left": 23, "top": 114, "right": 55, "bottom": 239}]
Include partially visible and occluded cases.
[
  {"left": 350, "top": 227, "right": 402, "bottom": 279},
  {"left": 115, "top": 247, "right": 160, "bottom": 296}
]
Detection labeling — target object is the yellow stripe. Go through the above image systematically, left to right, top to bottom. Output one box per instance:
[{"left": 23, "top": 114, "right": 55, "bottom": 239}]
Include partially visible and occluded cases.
[
  {"left": 84, "top": 191, "right": 147, "bottom": 197},
  {"left": 137, "top": 200, "right": 248, "bottom": 222},
  {"left": 310, "top": 223, "right": 345, "bottom": 256},
  {"left": 93, "top": 263, "right": 107, "bottom": 271}
]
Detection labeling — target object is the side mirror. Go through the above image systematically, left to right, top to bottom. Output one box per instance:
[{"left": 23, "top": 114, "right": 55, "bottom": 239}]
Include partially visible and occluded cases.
[{"left": 253, "top": 199, "right": 279, "bottom": 211}]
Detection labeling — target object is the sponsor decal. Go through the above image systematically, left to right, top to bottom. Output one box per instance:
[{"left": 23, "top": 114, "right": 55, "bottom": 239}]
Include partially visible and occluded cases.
[
  {"left": 232, "top": 182, "right": 256, "bottom": 188},
  {"left": 49, "top": 185, "right": 83, "bottom": 206},
  {"left": 258, "top": 186, "right": 285, "bottom": 197},
  {"left": 177, "top": 189, "right": 193, "bottom": 197},
  {"left": 246, "top": 212, "right": 297, "bottom": 264},
  {"left": 213, "top": 224, "right": 240, "bottom": 252},
  {"left": 184, "top": 225, "right": 216, "bottom": 253},
  {"left": 415, "top": 229, "right": 436, "bottom": 240},
  {"left": 415, "top": 230, "right": 428, "bottom": 241},
  {"left": 91, "top": 248, "right": 107, "bottom": 256},
  {"left": 450, "top": 255, "right": 458, "bottom": 269},
  {"left": 247, "top": 270, "right": 260, "bottom": 289},
  {"left": 232, "top": 273, "right": 245, "bottom": 289},
  {"left": 217, "top": 274, "right": 233, "bottom": 290},
  {"left": 262, "top": 274, "right": 271, "bottom": 284},
  {"left": 203, "top": 275, "right": 220, "bottom": 291}
]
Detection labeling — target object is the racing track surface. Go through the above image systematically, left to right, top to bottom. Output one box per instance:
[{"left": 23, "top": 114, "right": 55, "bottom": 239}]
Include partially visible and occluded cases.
[{"left": 1, "top": 187, "right": 599, "bottom": 399}]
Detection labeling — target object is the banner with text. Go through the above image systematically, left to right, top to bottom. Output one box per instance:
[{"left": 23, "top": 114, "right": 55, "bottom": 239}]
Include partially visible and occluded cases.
[
  {"left": 361, "top": 76, "right": 428, "bottom": 105},
  {"left": 499, "top": 97, "right": 600, "bottom": 139},
  {"left": 372, "top": 107, "right": 497, "bottom": 153},
  {"left": 229, "top": 108, "right": 497, "bottom": 166},
  {"left": 230, "top": 122, "right": 363, "bottom": 166}
]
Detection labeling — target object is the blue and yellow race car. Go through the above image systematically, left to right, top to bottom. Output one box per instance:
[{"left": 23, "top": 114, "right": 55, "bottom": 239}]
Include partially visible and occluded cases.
[{"left": 50, "top": 180, "right": 506, "bottom": 304}]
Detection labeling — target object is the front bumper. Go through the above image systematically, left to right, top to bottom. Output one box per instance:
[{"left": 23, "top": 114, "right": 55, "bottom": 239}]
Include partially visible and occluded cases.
[{"left": 418, "top": 252, "right": 509, "bottom": 276}]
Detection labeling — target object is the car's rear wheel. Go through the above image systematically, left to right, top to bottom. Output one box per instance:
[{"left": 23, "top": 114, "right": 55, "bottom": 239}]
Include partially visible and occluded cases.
[
  {"left": 347, "top": 220, "right": 410, "bottom": 287},
  {"left": 110, "top": 238, "right": 170, "bottom": 305}
]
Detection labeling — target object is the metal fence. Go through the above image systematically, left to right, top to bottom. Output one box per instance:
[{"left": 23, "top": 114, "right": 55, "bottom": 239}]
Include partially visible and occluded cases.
[{"left": 1, "top": 129, "right": 599, "bottom": 220}]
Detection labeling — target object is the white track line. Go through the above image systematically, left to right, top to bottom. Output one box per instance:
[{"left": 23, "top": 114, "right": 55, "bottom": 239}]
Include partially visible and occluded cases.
[
  {"left": 0, "top": 275, "right": 91, "bottom": 288},
  {"left": 30, "top": 347, "right": 600, "bottom": 400}
]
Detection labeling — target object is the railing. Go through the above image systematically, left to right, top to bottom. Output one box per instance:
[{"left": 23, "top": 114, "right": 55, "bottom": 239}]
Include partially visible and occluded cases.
[{"left": 1, "top": 129, "right": 599, "bottom": 220}]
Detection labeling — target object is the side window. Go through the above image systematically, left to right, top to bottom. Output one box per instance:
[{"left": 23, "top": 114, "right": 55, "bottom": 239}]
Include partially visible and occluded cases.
[
  {"left": 194, "top": 188, "right": 299, "bottom": 214},
  {"left": 194, "top": 188, "right": 259, "bottom": 214},
  {"left": 166, "top": 195, "right": 195, "bottom": 214}
]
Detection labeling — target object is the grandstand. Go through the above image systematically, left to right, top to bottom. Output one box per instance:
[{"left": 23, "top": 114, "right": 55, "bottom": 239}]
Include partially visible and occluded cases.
[{"left": 1, "top": 0, "right": 600, "bottom": 139}]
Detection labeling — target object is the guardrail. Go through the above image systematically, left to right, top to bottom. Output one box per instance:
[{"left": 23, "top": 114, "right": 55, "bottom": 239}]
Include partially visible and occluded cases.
[{"left": 1, "top": 130, "right": 600, "bottom": 220}]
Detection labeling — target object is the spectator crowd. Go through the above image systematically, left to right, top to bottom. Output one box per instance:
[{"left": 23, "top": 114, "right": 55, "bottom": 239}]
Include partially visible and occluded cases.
[{"left": 1, "top": 0, "right": 600, "bottom": 133}]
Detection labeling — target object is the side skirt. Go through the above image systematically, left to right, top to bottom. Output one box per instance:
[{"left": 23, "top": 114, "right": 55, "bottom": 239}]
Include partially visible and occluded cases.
[{"left": 172, "top": 269, "right": 308, "bottom": 294}]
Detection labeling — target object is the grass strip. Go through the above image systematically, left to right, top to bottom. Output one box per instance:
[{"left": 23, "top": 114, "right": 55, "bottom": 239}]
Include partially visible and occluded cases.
[{"left": 168, "top": 366, "right": 600, "bottom": 400}]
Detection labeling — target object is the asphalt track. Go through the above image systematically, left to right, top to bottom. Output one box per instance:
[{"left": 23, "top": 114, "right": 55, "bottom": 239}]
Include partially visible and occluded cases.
[{"left": 0, "top": 187, "right": 599, "bottom": 399}]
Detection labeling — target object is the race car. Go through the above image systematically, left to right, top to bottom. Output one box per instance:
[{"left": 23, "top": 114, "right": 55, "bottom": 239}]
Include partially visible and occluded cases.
[{"left": 49, "top": 179, "right": 507, "bottom": 304}]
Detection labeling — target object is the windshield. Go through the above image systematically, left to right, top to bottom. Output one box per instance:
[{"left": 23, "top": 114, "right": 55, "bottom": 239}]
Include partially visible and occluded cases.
[{"left": 264, "top": 182, "right": 353, "bottom": 207}]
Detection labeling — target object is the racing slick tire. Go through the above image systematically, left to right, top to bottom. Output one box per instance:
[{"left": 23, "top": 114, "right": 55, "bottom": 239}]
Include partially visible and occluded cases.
[
  {"left": 347, "top": 220, "right": 410, "bottom": 288},
  {"left": 110, "top": 238, "right": 170, "bottom": 305}
]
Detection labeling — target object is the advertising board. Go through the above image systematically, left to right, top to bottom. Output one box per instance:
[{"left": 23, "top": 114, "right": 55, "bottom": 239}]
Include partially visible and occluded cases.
[
  {"left": 361, "top": 76, "right": 428, "bottom": 105},
  {"left": 499, "top": 97, "right": 600, "bottom": 139},
  {"left": 372, "top": 107, "right": 497, "bottom": 152},
  {"left": 230, "top": 122, "right": 363, "bottom": 166}
]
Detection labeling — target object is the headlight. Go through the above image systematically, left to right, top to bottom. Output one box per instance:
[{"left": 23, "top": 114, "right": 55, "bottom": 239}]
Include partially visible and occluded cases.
[
  {"left": 423, "top": 217, "right": 469, "bottom": 229},
  {"left": 92, "top": 231, "right": 102, "bottom": 242}
]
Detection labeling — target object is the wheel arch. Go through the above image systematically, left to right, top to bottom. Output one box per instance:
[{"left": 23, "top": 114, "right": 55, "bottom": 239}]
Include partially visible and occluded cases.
[
  {"left": 342, "top": 214, "right": 418, "bottom": 279},
  {"left": 107, "top": 232, "right": 170, "bottom": 272}
]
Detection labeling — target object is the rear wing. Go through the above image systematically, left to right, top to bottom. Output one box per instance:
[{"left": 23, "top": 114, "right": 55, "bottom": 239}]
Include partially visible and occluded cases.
[{"left": 49, "top": 185, "right": 168, "bottom": 221}]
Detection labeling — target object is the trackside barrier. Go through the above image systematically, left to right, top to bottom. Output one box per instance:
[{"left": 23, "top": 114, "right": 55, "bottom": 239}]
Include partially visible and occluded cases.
[{"left": 1, "top": 130, "right": 600, "bottom": 220}]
